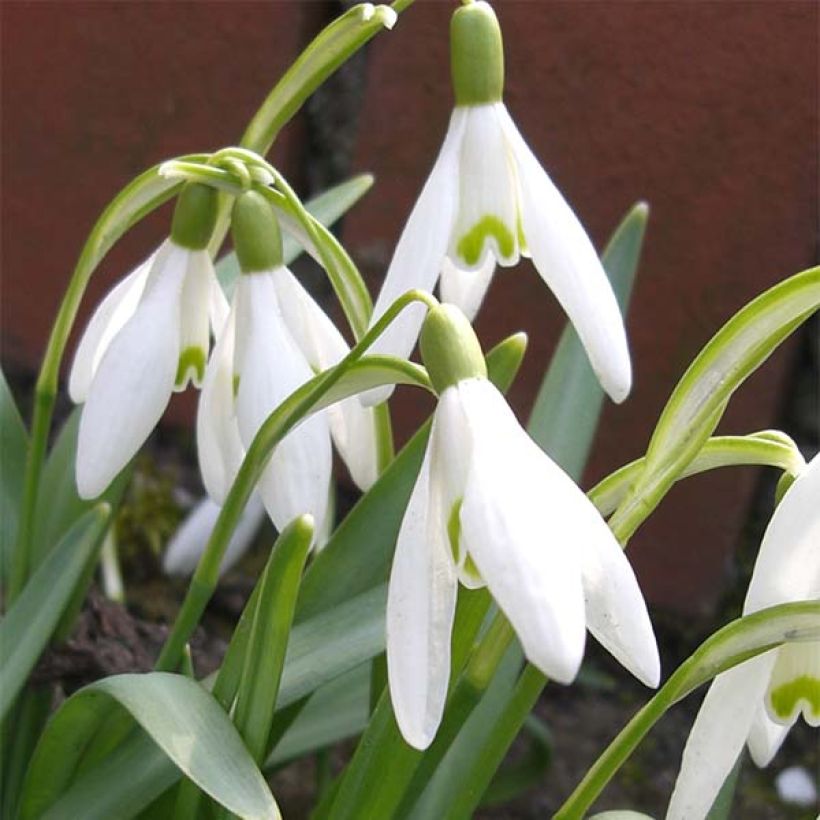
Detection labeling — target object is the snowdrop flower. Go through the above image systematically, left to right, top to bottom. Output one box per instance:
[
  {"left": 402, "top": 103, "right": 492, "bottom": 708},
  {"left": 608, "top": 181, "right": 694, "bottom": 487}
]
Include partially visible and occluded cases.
[
  {"left": 368, "top": 0, "right": 630, "bottom": 406},
  {"left": 70, "top": 184, "right": 227, "bottom": 499},
  {"left": 197, "top": 191, "right": 379, "bottom": 541},
  {"left": 387, "top": 304, "right": 658, "bottom": 750},
  {"left": 667, "top": 453, "right": 820, "bottom": 820}
]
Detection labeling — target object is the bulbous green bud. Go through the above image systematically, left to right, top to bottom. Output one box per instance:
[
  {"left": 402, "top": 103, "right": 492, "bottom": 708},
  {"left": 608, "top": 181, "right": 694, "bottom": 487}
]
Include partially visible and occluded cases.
[
  {"left": 450, "top": 0, "right": 504, "bottom": 106},
  {"left": 170, "top": 183, "right": 218, "bottom": 250},
  {"left": 231, "top": 190, "right": 283, "bottom": 274},
  {"left": 420, "top": 303, "right": 487, "bottom": 393}
]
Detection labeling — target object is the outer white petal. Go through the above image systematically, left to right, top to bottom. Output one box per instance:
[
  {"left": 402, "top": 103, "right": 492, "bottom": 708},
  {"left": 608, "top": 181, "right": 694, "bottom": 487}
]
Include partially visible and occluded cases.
[
  {"left": 448, "top": 103, "right": 520, "bottom": 270},
  {"left": 500, "top": 105, "right": 632, "bottom": 403},
  {"left": 363, "top": 109, "right": 467, "bottom": 405},
  {"left": 76, "top": 246, "right": 187, "bottom": 499},
  {"left": 176, "top": 249, "right": 215, "bottom": 390},
  {"left": 68, "top": 252, "right": 153, "bottom": 402},
  {"left": 439, "top": 255, "right": 496, "bottom": 322},
  {"left": 272, "top": 267, "right": 379, "bottom": 490},
  {"left": 209, "top": 269, "right": 230, "bottom": 335},
  {"left": 234, "top": 274, "right": 333, "bottom": 535},
  {"left": 197, "top": 308, "right": 245, "bottom": 504},
  {"left": 458, "top": 379, "right": 586, "bottom": 684},
  {"left": 387, "top": 421, "right": 458, "bottom": 750},
  {"left": 743, "top": 453, "right": 820, "bottom": 615},
  {"left": 162, "top": 493, "right": 266, "bottom": 578},
  {"left": 578, "top": 527, "right": 660, "bottom": 688},
  {"left": 666, "top": 652, "right": 775, "bottom": 820},
  {"left": 746, "top": 700, "right": 790, "bottom": 767}
]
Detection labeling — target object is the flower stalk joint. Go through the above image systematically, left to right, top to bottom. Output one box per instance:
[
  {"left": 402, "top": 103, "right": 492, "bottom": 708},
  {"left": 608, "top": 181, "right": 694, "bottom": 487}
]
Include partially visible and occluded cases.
[
  {"left": 450, "top": 0, "right": 504, "bottom": 106},
  {"left": 170, "top": 183, "right": 219, "bottom": 250},
  {"left": 231, "top": 190, "right": 284, "bottom": 274},
  {"left": 420, "top": 303, "right": 487, "bottom": 393}
]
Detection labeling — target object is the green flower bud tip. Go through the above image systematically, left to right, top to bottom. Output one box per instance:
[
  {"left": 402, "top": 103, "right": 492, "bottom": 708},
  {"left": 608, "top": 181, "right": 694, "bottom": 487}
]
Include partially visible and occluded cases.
[
  {"left": 450, "top": 0, "right": 504, "bottom": 107},
  {"left": 170, "top": 183, "right": 219, "bottom": 250},
  {"left": 231, "top": 190, "right": 284, "bottom": 274},
  {"left": 420, "top": 303, "right": 487, "bottom": 393}
]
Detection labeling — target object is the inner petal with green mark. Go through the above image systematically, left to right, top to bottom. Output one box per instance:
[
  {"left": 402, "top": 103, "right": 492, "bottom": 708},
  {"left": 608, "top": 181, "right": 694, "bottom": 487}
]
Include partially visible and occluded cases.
[
  {"left": 455, "top": 215, "right": 516, "bottom": 268},
  {"left": 175, "top": 346, "right": 206, "bottom": 389},
  {"left": 448, "top": 500, "right": 483, "bottom": 588},
  {"left": 765, "top": 641, "right": 820, "bottom": 727}
]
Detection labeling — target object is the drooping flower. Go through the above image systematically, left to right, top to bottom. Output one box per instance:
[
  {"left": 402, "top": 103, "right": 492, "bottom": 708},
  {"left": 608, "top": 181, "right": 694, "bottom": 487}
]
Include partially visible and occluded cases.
[
  {"left": 367, "top": 0, "right": 630, "bottom": 405},
  {"left": 71, "top": 184, "right": 227, "bottom": 499},
  {"left": 197, "top": 191, "right": 379, "bottom": 541},
  {"left": 386, "top": 305, "right": 658, "bottom": 750},
  {"left": 667, "top": 453, "right": 819, "bottom": 820}
]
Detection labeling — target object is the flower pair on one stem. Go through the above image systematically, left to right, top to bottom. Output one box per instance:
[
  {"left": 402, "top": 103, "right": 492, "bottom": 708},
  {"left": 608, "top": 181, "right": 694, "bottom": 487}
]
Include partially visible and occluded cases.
[
  {"left": 368, "top": 0, "right": 630, "bottom": 406},
  {"left": 387, "top": 305, "right": 659, "bottom": 750},
  {"left": 667, "top": 453, "right": 820, "bottom": 820}
]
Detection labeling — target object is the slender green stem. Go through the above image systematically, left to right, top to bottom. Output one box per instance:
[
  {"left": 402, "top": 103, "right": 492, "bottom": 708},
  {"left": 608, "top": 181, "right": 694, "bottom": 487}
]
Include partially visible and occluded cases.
[
  {"left": 391, "top": 0, "right": 417, "bottom": 12},
  {"left": 155, "top": 290, "right": 438, "bottom": 672}
]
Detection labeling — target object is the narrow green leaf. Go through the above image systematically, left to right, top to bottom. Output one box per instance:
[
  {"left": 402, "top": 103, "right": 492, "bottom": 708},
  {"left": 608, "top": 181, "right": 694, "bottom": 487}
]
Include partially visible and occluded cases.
[
  {"left": 216, "top": 174, "right": 375, "bottom": 299},
  {"left": 528, "top": 202, "right": 647, "bottom": 476},
  {"left": 610, "top": 266, "right": 820, "bottom": 540},
  {"left": 0, "top": 370, "right": 28, "bottom": 586},
  {"left": 30, "top": 408, "right": 130, "bottom": 570},
  {"left": 0, "top": 504, "right": 109, "bottom": 722},
  {"left": 234, "top": 516, "right": 314, "bottom": 763},
  {"left": 555, "top": 601, "right": 820, "bottom": 819},
  {"left": 19, "top": 673, "right": 280, "bottom": 820}
]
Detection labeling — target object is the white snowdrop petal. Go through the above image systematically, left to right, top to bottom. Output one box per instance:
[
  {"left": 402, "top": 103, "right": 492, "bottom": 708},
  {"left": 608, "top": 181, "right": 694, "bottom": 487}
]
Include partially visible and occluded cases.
[
  {"left": 449, "top": 103, "right": 519, "bottom": 271},
  {"left": 500, "top": 105, "right": 632, "bottom": 403},
  {"left": 363, "top": 109, "right": 467, "bottom": 405},
  {"left": 76, "top": 248, "right": 186, "bottom": 499},
  {"left": 176, "top": 250, "right": 215, "bottom": 390},
  {"left": 69, "top": 252, "right": 153, "bottom": 402},
  {"left": 439, "top": 254, "right": 496, "bottom": 322},
  {"left": 272, "top": 267, "right": 380, "bottom": 490},
  {"left": 234, "top": 274, "right": 333, "bottom": 535},
  {"left": 197, "top": 309, "right": 245, "bottom": 503},
  {"left": 458, "top": 379, "right": 586, "bottom": 684},
  {"left": 387, "top": 424, "right": 458, "bottom": 750},
  {"left": 743, "top": 453, "right": 820, "bottom": 615},
  {"left": 162, "top": 493, "right": 266, "bottom": 578},
  {"left": 578, "top": 525, "right": 660, "bottom": 688},
  {"left": 764, "top": 640, "right": 820, "bottom": 728},
  {"left": 666, "top": 653, "right": 775, "bottom": 820},
  {"left": 746, "top": 701, "right": 790, "bottom": 768}
]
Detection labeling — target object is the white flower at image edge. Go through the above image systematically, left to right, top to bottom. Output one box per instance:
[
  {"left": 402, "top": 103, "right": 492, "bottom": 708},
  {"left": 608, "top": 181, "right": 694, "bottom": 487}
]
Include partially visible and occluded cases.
[
  {"left": 367, "top": 100, "right": 631, "bottom": 405},
  {"left": 70, "top": 239, "right": 227, "bottom": 499},
  {"left": 197, "top": 265, "right": 379, "bottom": 541},
  {"left": 386, "top": 377, "right": 659, "bottom": 750},
  {"left": 667, "top": 453, "right": 820, "bottom": 820}
]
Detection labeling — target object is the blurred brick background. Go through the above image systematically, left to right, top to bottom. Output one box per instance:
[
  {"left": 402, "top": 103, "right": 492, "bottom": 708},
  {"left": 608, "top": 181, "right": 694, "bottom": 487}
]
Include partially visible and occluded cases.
[{"left": 2, "top": 0, "right": 817, "bottom": 615}]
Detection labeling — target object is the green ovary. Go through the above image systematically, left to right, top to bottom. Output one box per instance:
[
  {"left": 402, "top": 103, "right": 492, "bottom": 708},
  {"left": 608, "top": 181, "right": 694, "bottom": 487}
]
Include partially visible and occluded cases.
[
  {"left": 456, "top": 215, "right": 515, "bottom": 267},
  {"left": 175, "top": 346, "right": 206, "bottom": 388},
  {"left": 768, "top": 675, "right": 820, "bottom": 723}
]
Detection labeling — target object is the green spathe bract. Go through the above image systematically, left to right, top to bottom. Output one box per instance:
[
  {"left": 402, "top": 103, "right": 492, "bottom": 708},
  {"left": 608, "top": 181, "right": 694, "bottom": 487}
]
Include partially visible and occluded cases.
[
  {"left": 451, "top": 0, "right": 504, "bottom": 106},
  {"left": 170, "top": 183, "right": 219, "bottom": 250},
  {"left": 231, "top": 190, "right": 284, "bottom": 273},
  {"left": 419, "top": 303, "right": 488, "bottom": 393}
]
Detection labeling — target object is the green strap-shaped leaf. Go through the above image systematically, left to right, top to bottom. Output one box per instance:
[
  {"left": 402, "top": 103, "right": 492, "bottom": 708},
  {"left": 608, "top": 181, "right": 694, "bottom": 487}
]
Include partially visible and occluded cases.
[
  {"left": 216, "top": 174, "right": 375, "bottom": 299},
  {"left": 610, "top": 266, "right": 820, "bottom": 541},
  {"left": 0, "top": 370, "right": 28, "bottom": 586},
  {"left": 0, "top": 504, "right": 109, "bottom": 722},
  {"left": 554, "top": 601, "right": 820, "bottom": 819},
  {"left": 19, "top": 672, "right": 280, "bottom": 820}
]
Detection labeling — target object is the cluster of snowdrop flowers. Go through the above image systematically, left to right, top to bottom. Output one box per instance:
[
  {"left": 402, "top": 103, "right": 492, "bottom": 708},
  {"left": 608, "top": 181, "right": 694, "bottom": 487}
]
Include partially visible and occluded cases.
[
  {"left": 367, "top": 0, "right": 630, "bottom": 406},
  {"left": 387, "top": 304, "right": 659, "bottom": 750},
  {"left": 668, "top": 453, "right": 820, "bottom": 820}
]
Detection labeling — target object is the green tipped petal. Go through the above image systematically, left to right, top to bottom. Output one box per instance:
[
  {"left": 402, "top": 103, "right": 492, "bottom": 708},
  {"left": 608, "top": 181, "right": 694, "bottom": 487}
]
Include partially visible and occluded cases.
[
  {"left": 450, "top": 0, "right": 504, "bottom": 106},
  {"left": 170, "top": 183, "right": 219, "bottom": 250},
  {"left": 231, "top": 191, "right": 284, "bottom": 273},
  {"left": 456, "top": 214, "right": 515, "bottom": 267},
  {"left": 420, "top": 303, "right": 487, "bottom": 393},
  {"left": 176, "top": 346, "right": 207, "bottom": 388},
  {"left": 766, "top": 642, "right": 820, "bottom": 726}
]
